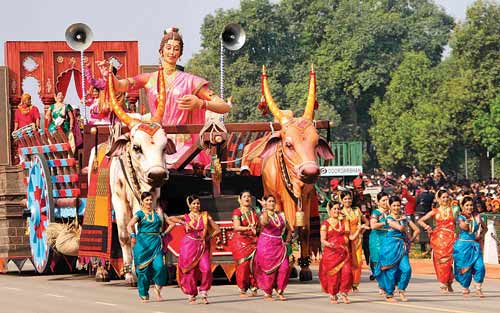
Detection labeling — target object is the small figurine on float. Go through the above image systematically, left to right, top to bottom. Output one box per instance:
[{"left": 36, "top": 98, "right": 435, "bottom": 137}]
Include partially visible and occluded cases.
[{"left": 14, "top": 93, "right": 40, "bottom": 131}]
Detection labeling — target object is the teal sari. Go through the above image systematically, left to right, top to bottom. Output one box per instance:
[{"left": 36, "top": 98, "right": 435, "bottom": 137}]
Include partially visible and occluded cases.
[
  {"left": 133, "top": 210, "right": 167, "bottom": 298},
  {"left": 453, "top": 215, "right": 485, "bottom": 289}
]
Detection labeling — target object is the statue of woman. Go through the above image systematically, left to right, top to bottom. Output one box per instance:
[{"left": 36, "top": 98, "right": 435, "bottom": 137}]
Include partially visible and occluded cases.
[{"left": 99, "top": 27, "right": 231, "bottom": 165}]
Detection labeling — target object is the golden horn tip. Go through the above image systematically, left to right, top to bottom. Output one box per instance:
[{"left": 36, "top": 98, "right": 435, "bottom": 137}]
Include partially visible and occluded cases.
[
  {"left": 310, "top": 64, "right": 315, "bottom": 72},
  {"left": 262, "top": 65, "right": 267, "bottom": 75}
]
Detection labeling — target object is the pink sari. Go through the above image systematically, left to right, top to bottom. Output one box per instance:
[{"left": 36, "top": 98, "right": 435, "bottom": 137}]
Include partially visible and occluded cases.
[
  {"left": 131, "top": 70, "right": 210, "bottom": 165},
  {"left": 253, "top": 212, "right": 289, "bottom": 295},
  {"left": 178, "top": 213, "right": 212, "bottom": 296}
]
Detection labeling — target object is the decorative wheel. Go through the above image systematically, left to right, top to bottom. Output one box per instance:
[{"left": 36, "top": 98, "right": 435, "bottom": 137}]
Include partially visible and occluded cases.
[{"left": 27, "top": 154, "right": 54, "bottom": 274}]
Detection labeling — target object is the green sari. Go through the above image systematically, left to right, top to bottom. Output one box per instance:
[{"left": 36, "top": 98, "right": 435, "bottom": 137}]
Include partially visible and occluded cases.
[{"left": 48, "top": 103, "right": 72, "bottom": 134}]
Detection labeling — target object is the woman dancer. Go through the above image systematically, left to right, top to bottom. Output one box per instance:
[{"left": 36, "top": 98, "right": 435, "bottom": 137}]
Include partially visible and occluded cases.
[
  {"left": 418, "top": 189, "right": 456, "bottom": 292},
  {"left": 230, "top": 191, "right": 259, "bottom": 297},
  {"left": 340, "top": 191, "right": 369, "bottom": 291},
  {"left": 369, "top": 191, "right": 390, "bottom": 295},
  {"left": 127, "top": 192, "right": 174, "bottom": 302},
  {"left": 169, "top": 195, "right": 220, "bottom": 304},
  {"left": 253, "top": 195, "right": 292, "bottom": 301},
  {"left": 375, "top": 196, "right": 420, "bottom": 302},
  {"left": 453, "top": 196, "right": 486, "bottom": 297},
  {"left": 319, "top": 201, "right": 368, "bottom": 304}
]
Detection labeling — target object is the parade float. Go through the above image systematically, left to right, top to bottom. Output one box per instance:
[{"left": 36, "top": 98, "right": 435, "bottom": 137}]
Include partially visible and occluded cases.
[{"left": 0, "top": 24, "right": 334, "bottom": 284}]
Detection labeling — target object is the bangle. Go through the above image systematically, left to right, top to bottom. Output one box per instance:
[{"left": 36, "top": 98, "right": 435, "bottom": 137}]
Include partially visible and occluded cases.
[
  {"left": 201, "top": 100, "right": 208, "bottom": 110},
  {"left": 129, "top": 232, "right": 136, "bottom": 239}
]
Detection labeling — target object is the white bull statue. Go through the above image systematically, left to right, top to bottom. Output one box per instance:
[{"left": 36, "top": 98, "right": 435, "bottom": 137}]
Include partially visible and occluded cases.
[{"left": 87, "top": 69, "right": 175, "bottom": 285}]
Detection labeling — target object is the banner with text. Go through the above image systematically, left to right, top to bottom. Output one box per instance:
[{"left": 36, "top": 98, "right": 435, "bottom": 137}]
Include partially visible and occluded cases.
[{"left": 320, "top": 166, "right": 363, "bottom": 177}]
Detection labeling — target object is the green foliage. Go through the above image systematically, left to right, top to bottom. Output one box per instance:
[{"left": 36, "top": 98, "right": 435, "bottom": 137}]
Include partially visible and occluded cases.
[
  {"left": 186, "top": 0, "right": 453, "bottom": 142},
  {"left": 370, "top": 0, "right": 500, "bottom": 176},
  {"left": 369, "top": 51, "right": 456, "bottom": 171},
  {"left": 475, "top": 95, "right": 500, "bottom": 155}
]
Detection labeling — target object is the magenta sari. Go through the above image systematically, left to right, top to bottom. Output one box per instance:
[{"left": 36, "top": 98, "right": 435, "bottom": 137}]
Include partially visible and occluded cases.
[
  {"left": 253, "top": 212, "right": 289, "bottom": 295},
  {"left": 178, "top": 213, "right": 212, "bottom": 297}
]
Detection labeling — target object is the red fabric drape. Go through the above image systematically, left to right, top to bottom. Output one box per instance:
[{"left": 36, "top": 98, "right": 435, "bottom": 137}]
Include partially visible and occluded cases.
[{"left": 55, "top": 69, "right": 90, "bottom": 98}]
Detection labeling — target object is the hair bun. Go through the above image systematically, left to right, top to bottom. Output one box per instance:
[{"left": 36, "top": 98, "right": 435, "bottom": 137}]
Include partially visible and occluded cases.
[{"left": 164, "top": 27, "right": 179, "bottom": 35}]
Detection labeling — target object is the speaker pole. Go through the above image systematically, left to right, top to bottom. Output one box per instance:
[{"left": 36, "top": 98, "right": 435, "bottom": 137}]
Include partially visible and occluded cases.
[
  {"left": 220, "top": 39, "right": 225, "bottom": 101},
  {"left": 80, "top": 50, "right": 86, "bottom": 124}
]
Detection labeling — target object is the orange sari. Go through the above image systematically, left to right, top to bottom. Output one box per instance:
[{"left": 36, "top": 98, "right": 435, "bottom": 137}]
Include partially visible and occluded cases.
[
  {"left": 342, "top": 206, "right": 363, "bottom": 287},
  {"left": 430, "top": 207, "right": 455, "bottom": 285}
]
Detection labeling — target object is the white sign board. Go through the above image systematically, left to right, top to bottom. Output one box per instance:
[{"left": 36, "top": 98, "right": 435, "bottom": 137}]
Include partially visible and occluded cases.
[{"left": 320, "top": 166, "right": 363, "bottom": 177}]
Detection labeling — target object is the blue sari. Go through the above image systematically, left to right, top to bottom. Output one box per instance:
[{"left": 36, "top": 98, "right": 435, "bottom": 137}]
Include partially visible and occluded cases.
[
  {"left": 369, "top": 209, "right": 387, "bottom": 265},
  {"left": 133, "top": 210, "right": 167, "bottom": 298},
  {"left": 374, "top": 215, "right": 412, "bottom": 297},
  {"left": 453, "top": 215, "right": 485, "bottom": 289}
]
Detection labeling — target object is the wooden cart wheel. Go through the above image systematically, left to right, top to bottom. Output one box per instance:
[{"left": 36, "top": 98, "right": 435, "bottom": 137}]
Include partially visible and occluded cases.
[{"left": 27, "top": 154, "right": 54, "bottom": 274}]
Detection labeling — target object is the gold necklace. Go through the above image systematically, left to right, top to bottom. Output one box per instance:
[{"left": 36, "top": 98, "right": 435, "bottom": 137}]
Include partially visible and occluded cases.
[
  {"left": 163, "top": 62, "right": 177, "bottom": 74},
  {"left": 241, "top": 207, "right": 255, "bottom": 226},
  {"left": 343, "top": 207, "right": 354, "bottom": 220},
  {"left": 438, "top": 207, "right": 451, "bottom": 220},
  {"left": 143, "top": 209, "right": 154, "bottom": 222},
  {"left": 269, "top": 211, "right": 281, "bottom": 228},
  {"left": 189, "top": 212, "right": 201, "bottom": 229},
  {"left": 466, "top": 215, "right": 476, "bottom": 234},
  {"left": 328, "top": 217, "right": 342, "bottom": 232}
]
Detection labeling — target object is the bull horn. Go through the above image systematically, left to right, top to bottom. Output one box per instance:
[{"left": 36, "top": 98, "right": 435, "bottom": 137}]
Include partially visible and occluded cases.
[
  {"left": 303, "top": 64, "right": 316, "bottom": 120},
  {"left": 261, "top": 65, "right": 283, "bottom": 123},
  {"left": 151, "top": 67, "right": 166, "bottom": 123},
  {"left": 108, "top": 71, "right": 139, "bottom": 127}
]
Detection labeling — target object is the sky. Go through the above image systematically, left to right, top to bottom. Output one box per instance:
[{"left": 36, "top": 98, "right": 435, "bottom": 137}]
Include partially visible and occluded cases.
[{"left": 0, "top": 0, "right": 481, "bottom": 66}]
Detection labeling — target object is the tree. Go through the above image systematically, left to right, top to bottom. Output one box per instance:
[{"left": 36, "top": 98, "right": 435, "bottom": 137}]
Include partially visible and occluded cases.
[
  {"left": 187, "top": 0, "right": 453, "bottom": 146},
  {"left": 447, "top": 0, "right": 500, "bottom": 178},
  {"left": 370, "top": 51, "right": 458, "bottom": 172}
]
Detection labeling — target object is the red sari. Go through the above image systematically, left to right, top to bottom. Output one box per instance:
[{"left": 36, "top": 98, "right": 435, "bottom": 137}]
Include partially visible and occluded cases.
[
  {"left": 230, "top": 207, "right": 258, "bottom": 292},
  {"left": 430, "top": 207, "right": 455, "bottom": 286},
  {"left": 319, "top": 219, "right": 353, "bottom": 296}
]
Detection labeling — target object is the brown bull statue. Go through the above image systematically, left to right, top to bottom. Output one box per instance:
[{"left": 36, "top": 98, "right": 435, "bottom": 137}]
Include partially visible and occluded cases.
[{"left": 242, "top": 65, "right": 334, "bottom": 281}]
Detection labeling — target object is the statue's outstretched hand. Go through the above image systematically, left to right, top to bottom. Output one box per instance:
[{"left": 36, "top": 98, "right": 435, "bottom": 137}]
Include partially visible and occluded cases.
[{"left": 96, "top": 60, "right": 109, "bottom": 77}]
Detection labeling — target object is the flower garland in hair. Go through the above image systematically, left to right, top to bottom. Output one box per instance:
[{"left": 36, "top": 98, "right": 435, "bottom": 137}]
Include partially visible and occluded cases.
[{"left": 164, "top": 27, "right": 179, "bottom": 35}]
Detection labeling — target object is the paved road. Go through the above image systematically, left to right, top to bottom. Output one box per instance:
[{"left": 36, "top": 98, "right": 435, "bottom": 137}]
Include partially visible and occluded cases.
[{"left": 0, "top": 266, "right": 498, "bottom": 313}]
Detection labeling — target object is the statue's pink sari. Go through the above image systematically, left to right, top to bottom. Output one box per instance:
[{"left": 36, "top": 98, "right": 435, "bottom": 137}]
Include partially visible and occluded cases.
[{"left": 131, "top": 70, "right": 210, "bottom": 165}]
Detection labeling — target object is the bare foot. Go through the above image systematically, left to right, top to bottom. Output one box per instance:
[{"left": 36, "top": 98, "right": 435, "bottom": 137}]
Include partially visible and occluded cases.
[
  {"left": 447, "top": 284, "right": 454, "bottom": 293},
  {"left": 153, "top": 286, "right": 164, "bottom": 302},
  {"left": 352, "top": 286, "right": 359, "bottom": 293},
  {"left": 440, "top": 286, "right": 449, "bottom": 294},
  {"left": 379, "top": 288, "right": 386, "bottom": 296},
  {"left": 462, "top": 289, "right": 470, "bottom": 297},
  {"left": 250, "top": 290, "right": 258, "bottom": 297},
  {"left": 476, "top": 290, "right": 485, "bottom": 298},
  {"left": 399, "top": 291, "right": 408, "bottom": 302},
  {"left": 240, "top": 292, "right": 248, "bottom": 298},
  {"left": 277, "top": 294, "right": 287, "bottom": 301},
  {"left": 340, "top": 294, "right": 350, "bottom": 304},
  {"left": 263, "top": 295, "right": 273, "bottom": 301},
  {"left": 330, "top": 295, "right": 338, "bottom": 304},
  {"left": 140, "top": 296, "right": 149, "bottom": 303},
  {"left": 188, "top": 297, "right": 196, "bottom": 304},
  {"left": 202, "top": 297, "right": 209, "bottom": 304},
  {"left": 386, "top": 297, "right": 397, "bottom": 303}
]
